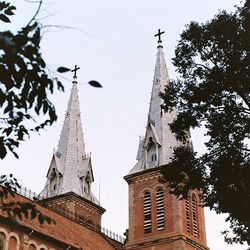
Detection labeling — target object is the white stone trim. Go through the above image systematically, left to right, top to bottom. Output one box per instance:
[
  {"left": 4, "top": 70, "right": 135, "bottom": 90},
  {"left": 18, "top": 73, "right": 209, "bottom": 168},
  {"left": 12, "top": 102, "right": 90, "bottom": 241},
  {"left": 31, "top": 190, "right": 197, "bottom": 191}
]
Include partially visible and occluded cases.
[
  {"left": 139, "top": 186, "right": 153, "bottom": 198},
  {"left": 0, "top": 228, "right": 8, "bottom": 237},
  {"left": 6, "top": 232, "right": 20, "bottom": 250},
  {"left": 39, "top": 244, "right": 48, "bottom": 250}
]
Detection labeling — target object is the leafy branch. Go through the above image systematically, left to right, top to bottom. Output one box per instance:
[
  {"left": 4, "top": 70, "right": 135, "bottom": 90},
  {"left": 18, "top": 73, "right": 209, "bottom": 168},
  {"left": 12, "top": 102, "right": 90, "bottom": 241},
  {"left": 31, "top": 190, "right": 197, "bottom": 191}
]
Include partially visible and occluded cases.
[{"left": 160, "top": 0, "right": 250, "bottom": 245}]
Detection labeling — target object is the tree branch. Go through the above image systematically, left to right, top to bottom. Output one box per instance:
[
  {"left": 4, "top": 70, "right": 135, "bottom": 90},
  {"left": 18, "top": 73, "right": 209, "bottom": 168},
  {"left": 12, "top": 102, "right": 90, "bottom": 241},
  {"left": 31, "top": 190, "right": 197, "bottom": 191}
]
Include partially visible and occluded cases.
[{"left": 26, "top": 0, "right": 43, "bottom": 27}]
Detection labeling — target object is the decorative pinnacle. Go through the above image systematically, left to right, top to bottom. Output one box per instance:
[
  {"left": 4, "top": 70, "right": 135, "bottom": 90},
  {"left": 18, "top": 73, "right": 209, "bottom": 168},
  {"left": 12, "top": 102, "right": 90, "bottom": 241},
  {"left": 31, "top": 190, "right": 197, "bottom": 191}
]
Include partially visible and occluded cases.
[
  {"left": 154, "top": 29, "right": 165, "bottom": 48},
  {"left": 71, "top": 65, "right": 80, "bottom": 82}
]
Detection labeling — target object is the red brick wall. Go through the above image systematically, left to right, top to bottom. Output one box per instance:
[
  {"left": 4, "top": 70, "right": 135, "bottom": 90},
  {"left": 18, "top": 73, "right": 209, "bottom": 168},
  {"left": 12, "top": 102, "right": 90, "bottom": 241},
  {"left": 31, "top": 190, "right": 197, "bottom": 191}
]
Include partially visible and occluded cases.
[
  {"left": 125, "top": 168, "right": 209, "bottom": 250},
  {"left": 0, "top": 192, "right": 115, "bottom": 250},
  {"left": 45, "top": 192, "right": 104, "bottom": 230},
  {"left": 180, "top": 193, "right": 207, "bottom": 244}
]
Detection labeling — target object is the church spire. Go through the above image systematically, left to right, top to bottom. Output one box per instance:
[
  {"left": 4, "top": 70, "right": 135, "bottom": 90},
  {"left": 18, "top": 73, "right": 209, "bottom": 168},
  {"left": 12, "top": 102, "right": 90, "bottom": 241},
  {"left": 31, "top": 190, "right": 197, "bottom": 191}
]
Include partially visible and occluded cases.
[
  {"left": 129, "top": 30, "right": 181, "bottom": 174},
  {"left": 40, "top": 66, "right": 98, "bottom": 204}
]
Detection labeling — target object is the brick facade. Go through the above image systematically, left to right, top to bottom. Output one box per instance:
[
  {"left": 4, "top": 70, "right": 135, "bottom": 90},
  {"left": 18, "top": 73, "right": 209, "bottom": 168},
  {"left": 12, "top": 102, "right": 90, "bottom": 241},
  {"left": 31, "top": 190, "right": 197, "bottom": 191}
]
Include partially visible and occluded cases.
[
  {"left": 0, "top": 36, "right": 210, "bottom": 250},
  {"left": 124, "top": 167, "right": 209, "bottom": 250},
  {"left": 0, "top": 168, "right": 209, "bottom": 250},
  {"left": 0, "top": 190, "right": 122, "bottom": 250},
  {"left": 44, "top": 192, "right": 105, "bottom": 230}
]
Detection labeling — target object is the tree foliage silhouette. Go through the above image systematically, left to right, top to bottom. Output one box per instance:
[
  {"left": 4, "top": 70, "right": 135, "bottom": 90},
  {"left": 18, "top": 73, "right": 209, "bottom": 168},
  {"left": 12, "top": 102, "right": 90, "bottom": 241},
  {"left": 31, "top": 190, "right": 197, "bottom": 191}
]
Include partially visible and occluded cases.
[
  {"left": 0, "top": 0, "right": 66, "bottom": 159},
  {"left": 0, "top": 0, "right": 65, "bottom": 225},
  {"left": 160, "top": 0, "right": 250, "bottom": 245},
  {"left": 0, "top": 1, "right": 102, "bottom": 225}
]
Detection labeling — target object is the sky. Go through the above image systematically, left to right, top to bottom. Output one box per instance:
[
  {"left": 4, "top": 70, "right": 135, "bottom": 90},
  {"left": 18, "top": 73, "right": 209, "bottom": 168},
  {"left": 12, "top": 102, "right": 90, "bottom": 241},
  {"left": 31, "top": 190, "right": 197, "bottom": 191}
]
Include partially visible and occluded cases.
[{"left": 1, "top": 0, "right": 247, "bottom": 249}]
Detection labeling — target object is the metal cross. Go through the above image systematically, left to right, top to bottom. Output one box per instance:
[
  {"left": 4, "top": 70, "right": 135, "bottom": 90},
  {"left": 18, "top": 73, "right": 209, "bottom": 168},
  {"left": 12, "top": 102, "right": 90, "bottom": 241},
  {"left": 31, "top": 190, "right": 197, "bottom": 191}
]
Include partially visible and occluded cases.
[
  {"left": 154, "top": 29, "right": 165, "bottom": 44},
  {"left": 71, "top": 65, "right": 80, "bottom": 79}
]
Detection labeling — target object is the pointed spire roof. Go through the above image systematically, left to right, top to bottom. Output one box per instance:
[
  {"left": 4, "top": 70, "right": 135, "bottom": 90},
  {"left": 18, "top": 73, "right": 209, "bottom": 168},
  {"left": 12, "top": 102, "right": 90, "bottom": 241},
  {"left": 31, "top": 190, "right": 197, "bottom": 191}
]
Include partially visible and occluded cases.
[
  {"left": 129, "top": 31, "right": 182, "bottom": 174},
  {"left": 40, "top": 68, "right": 98, "bottom": 204}
]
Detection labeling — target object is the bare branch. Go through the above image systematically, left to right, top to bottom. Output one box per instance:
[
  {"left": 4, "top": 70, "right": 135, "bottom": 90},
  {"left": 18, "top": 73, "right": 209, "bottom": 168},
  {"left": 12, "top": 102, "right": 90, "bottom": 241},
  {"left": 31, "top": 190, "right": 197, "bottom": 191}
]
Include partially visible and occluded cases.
[{"left": 26, "top": 0, "right": 43, "bottom": 27}]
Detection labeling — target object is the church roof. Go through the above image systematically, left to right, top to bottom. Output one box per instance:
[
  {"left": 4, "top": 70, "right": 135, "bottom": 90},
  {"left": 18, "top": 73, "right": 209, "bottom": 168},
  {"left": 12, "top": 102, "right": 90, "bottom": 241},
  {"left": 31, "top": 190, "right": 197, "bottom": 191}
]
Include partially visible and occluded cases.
[
  {"left": 129, "top": 34, "right": 181, "bottom": 175},
  {"left": 41, "top": 75, "right": 98, "bottom": 204},
  {"left": 0, "top": 191, "right": 122, "bottom": 249}
]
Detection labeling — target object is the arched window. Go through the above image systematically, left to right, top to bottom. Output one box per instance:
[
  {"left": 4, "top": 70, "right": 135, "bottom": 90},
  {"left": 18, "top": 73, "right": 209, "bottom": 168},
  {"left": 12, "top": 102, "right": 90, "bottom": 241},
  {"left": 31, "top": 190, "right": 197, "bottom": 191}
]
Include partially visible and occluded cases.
[
  {"left": 151, "top": 153, "right": 157, "bottom": 162},
  {"left": 156, "top": 188, "right": 164, "bottom": 231},
  {"left": 144, "top": 191, "right": 152, "bottom": 233},
  {"left": 192, "top": 194, "right": 198, "bottom": 237},
  {"left": 185, "top": 198, "right": 191, "bottom": 232},
  {"left": 79, "top": 213, "right": 85, "bottom": 225},
  {"left": 87, "top": 218, "right": 95, "bottom": 229},
  {"left": 0, "top": 232, "right": 5, "bottom": 250},
  {"left": 8, "top": 236, "right": 18, "bottom": 250},
  {"left": 28, "top": 244, "right": 36, "bottom": 250}
]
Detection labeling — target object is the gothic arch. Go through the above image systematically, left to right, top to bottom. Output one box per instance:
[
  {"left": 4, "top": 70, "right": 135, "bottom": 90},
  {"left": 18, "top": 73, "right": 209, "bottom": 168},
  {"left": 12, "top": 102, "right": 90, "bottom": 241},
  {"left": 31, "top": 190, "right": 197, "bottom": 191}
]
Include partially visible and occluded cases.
[
  {"left": 152, "top": 184, "right": 165, "bottom": 193},
  {"left": 139, "top": 187, "right": 153, "bottom": 198},
  {"left": 78, "top": 212, "right": 86, "bottom": 225},
  {"left": 86, "top": 216, "right": 95, "bottom": 229},
  {"left": 0, "top": 228, "right": 7, "bottom": 236},
  {"left": 0, "top": 229, "right": 7, "bottom": 250},
  {"left": 6, "top": 232, "right": 20, "bottom": 250},
  {"left": 27, "top": 240, "right": 38, "bottom": 250},
  {"left": 28, "top": 244, "right": 36, "bottom": 250},
  {"left": 39, "top": 244, "right": 48, "bottom": 250}
]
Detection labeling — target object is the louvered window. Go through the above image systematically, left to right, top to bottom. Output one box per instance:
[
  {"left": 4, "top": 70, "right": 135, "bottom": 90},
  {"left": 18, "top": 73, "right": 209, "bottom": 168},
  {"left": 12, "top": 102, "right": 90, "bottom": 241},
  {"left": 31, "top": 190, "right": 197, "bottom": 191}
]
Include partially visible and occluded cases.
[
  {"left": 156, "top": 188, "right": 165, "bottom": 231},
  {"left": 144, "top": 191, "right": 152, "bottom": 233},
  {"left": 192, "top": 194, "right": 198, "bottom": 237},
  {"left": 185, "top": 198, "right": 191, "bottom": 232}
]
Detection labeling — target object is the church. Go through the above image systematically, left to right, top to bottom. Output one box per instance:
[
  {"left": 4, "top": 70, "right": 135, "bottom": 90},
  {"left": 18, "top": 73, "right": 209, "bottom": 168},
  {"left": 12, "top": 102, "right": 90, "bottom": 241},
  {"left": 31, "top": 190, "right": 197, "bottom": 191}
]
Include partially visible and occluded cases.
[{"left": 0, "top": 31, "right": 210, "bottom": 250}]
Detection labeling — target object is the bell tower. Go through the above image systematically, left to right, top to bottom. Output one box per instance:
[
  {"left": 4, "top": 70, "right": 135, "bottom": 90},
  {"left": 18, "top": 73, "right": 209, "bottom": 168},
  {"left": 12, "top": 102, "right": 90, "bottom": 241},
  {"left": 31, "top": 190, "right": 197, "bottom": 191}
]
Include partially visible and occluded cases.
[
  {"left": 124, "top": 30, "right": 209, "bottom": 250},
  {"left": 40, "top": 66, "right": 105, "bottom": 231}
]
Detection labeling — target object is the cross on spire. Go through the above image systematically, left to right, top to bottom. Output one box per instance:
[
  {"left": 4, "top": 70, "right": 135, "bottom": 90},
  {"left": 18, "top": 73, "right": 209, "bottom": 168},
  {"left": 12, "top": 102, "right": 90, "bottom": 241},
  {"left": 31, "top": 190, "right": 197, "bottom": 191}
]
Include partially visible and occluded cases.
[
  {"left": 154, "top": 29, "right": 165, "bottom": 47},
  {"left": 71, "top": 65, "right": 80, "bottom": 80}
]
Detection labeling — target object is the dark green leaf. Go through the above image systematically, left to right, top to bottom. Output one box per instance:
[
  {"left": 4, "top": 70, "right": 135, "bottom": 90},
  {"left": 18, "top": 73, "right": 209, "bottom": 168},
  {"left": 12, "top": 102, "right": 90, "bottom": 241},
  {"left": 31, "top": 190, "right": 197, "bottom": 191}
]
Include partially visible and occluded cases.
[
  {"left": 4, "top": 6, "right": 16, "bottom": 15},
  {"left": 0, "top": 14, "right": 10, "bottom": 22},
  {"left": 57, "top": 67, "right": 71, "bottom": 73},
  {"left": 88, "top": 80, "right": 102, "bottom": 88},
  {"left": 57, "top": 81, "right": 64, "bottom": 91},
  {"left": 3, "top": 127, "right": 12, "bottom": 136},
  {"left": 0, "top": 138, "right": 7, "bottom": 159},
  {"left": 12, "top": 151, "right": 19, "bottom": 159}
]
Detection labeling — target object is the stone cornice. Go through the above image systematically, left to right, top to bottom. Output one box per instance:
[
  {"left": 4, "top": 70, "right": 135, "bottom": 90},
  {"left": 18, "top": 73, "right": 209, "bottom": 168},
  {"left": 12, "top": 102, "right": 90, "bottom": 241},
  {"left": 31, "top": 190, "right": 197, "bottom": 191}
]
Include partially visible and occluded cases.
[
  {"left": 41, "top": 191, "right": 105, "bottom": 214},
  {"left": 125, "top": 233, "right": 210, "bottom": 250}
]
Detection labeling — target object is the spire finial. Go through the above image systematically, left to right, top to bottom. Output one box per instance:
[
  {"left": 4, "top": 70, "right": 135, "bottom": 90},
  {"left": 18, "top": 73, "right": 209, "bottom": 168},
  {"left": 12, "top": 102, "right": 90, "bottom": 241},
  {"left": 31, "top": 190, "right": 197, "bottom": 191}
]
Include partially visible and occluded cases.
[
  {"left": 154, "top": 29, "right": 165, "bottom": 48},
  {"left": 71, "top": 65, "right": 80, "bottom": 81}
]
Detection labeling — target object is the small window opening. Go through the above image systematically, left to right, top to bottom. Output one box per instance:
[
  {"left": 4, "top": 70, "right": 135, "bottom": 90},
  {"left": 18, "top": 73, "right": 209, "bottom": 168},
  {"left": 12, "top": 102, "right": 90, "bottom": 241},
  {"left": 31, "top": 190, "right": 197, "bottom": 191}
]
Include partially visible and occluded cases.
[
  {"left": 151, "top": 153, "right": 157, "bottom": 162},
  {"left": 156, "top": 188, "right": 165, "bottom": 231},
  {"left": 144, "top": 191, "right": 152, "bottom": 233},
  {"left": 192, "top": 194, "right": 198, "bottom": 237},
  {"left": 185, "top": 198, "right": 191, "bottom": 232},
  {"left": 79, "top": 214, "right": 85, "bottom": 225},
  {"left": 87, "top": 218, "right": 94, "bottom": 229}
]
